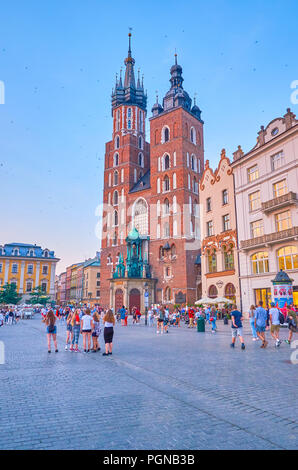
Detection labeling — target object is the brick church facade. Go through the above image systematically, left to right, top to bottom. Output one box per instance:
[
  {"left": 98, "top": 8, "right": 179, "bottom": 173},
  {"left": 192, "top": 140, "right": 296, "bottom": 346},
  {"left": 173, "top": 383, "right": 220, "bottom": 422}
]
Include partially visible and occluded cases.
[{"left": 100, "top": 34, "right": 204, "bottom": 311}]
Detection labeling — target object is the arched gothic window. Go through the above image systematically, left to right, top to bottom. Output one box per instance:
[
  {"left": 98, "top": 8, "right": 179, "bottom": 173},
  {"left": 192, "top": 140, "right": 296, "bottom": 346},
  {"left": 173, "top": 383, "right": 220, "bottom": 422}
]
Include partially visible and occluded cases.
[{"left": 133, "top": 199, "right": 148, "bottom": 235}]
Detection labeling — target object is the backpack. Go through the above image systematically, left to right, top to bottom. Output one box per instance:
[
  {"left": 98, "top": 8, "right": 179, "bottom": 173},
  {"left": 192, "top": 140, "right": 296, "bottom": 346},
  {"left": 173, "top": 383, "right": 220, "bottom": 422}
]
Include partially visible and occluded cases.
[{"left": 279, "top": 311, "right": 285, "bottom": 325}]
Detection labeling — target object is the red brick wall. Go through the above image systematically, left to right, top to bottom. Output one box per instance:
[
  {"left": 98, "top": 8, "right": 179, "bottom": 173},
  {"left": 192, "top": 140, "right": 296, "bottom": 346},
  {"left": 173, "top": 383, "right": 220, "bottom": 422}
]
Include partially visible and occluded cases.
[{"left": 100, "top": 104, "right": 204, "bottom": 309}]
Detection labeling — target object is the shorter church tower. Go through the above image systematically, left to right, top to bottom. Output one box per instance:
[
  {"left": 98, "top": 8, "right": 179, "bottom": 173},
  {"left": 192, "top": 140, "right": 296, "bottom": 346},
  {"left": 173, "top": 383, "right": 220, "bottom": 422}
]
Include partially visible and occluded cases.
[{"left": 149, "top": 55, "right": 204, "bottom": 305}]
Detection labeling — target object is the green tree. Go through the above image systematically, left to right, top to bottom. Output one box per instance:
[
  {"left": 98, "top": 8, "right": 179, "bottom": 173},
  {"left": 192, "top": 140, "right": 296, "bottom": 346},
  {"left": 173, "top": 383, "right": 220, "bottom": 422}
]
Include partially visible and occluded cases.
[
  {"left": 0, "top": 283, "right": 22, "bottom": 305},
  {"left": 29, "top": 286, "right": 50, "bottom": 305}
]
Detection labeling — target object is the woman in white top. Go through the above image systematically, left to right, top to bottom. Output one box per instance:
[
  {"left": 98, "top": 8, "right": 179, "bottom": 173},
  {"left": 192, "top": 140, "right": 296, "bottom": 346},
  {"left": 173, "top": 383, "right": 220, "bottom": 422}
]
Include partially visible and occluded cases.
[{"left": 81, "top": 308, "right": 94, "bottom": 353}]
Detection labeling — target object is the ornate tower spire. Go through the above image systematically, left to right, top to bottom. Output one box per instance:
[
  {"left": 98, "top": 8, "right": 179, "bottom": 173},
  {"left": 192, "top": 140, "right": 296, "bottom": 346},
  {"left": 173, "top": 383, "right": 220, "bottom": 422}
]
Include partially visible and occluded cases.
[
  {"left": 124, "top": 31, "right": 136, "bottom": 89},
  {"left": 111, "top": 32, "right": 147, "bottom": 112}
]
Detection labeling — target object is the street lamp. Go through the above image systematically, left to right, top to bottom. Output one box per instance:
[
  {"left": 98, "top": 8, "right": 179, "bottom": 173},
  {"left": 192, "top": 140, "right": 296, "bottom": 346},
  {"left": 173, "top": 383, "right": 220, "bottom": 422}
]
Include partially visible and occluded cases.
[{"left": 144, "top": 282, "right": 149, "bottom": 326}]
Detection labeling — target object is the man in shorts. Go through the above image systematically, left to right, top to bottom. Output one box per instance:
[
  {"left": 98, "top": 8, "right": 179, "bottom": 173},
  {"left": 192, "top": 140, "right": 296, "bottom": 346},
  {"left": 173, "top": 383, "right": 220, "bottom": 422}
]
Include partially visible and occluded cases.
[
  {"left": 255, "top": 301, "right": 268, "bottom": 348},
  {"left": 269, "top": 302, "right": 282, "bottom": 347},
  {"left": 230, "top": 304, "right": 245, "bottom": 350}
]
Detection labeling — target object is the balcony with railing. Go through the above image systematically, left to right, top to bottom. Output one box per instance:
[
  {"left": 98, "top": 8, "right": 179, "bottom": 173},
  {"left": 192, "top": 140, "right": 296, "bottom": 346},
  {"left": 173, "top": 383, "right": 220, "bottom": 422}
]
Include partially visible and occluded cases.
[
  {"left": 261, "top": 191, "right": 298, "bottom": 214},
  {"left": 240, "top": 226, "right": 298, "bottom": 250}
]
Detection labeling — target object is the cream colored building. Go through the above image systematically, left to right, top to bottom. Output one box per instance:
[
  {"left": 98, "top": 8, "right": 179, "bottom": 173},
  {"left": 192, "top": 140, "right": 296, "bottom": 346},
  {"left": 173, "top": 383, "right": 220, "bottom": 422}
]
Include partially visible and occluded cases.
[
  {"left": 231, "top": 108, "right": 298, "bottom": 313},
  {"left": 199, "top": 150, "right": 240, "bottom": 307},
  {"left": 0, "top": 243, "right": 59, "bottom": 302},
  {"left": 82, "top": 257, "right": 101, "bottom": 304}
]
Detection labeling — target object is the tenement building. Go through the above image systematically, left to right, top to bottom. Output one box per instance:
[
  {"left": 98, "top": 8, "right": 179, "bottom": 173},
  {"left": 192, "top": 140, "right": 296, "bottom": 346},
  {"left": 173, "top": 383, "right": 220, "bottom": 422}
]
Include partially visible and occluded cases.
[
  {"left": 100, "top": 34, "right": 204, "bottom": 311},
  {"left": 232, "top": 109, "right": 298, "bottom": 312},
  {"left": 199, "top": 149, "right": 240, "bottom": 307},
  {"left": 0, "top": 243, "right": 59, "bottom": 302}
]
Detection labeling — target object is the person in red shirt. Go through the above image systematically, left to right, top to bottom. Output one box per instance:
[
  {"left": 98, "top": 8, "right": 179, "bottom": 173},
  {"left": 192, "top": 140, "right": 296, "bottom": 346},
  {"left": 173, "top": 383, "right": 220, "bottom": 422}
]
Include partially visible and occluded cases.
[
  {"left": 136, "top": 308, "right": 141, "bottom": 323},
  {"left": 188, "top": 308, "right": 195, "bottom": 328}
]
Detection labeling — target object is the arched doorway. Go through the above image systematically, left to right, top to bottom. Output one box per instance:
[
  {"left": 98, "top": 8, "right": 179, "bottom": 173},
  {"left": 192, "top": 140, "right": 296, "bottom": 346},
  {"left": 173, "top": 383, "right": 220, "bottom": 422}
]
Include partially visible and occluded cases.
[
  {"left": 225, "top": 283, "right": 236, "bottom": 303},
  {"left": 208, "top": 285, "right": 218, "bottom": 299},
  {"left": 129, "top": 288, "right": 140, "bottom": 313},
  {"left": 115, "top": 289, "right": 124, "bottom": 313}
]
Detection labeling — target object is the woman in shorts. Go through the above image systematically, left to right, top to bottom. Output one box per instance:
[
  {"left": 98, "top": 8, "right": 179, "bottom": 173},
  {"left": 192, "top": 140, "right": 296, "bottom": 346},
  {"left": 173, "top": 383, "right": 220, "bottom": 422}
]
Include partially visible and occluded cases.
[
  {"left": 71, "top": 308, "right": 81, "bottom": 352},
  {"left": 103, "top": 309, "right": 115, "bottom": 356},
  {"left": 43, "top": 310, "right": 58, "bottom": 353},
  {"left": 65, "top": 311, "right": 73, "bottom": 350},
  {"left": 92, "top": 311, "right": 101, "bottom": 352}
]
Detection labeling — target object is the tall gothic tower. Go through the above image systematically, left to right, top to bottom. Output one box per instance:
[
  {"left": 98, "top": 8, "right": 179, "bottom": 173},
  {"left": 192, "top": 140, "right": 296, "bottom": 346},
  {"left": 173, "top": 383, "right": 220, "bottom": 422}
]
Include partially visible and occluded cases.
[
  {"left": 100, "top": 34, "right": 150, "bottom": 308},
  {"left": 149, "top": 55, "right": 204, "bottom": 305}
]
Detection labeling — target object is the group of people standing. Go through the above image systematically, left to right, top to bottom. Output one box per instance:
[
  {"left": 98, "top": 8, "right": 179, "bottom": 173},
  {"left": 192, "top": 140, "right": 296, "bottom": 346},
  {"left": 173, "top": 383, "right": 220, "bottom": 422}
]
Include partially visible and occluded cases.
[
  {"left": 231, "top": 301, "right": 297, "bottom": 349},
  {"left": 0, "top": 307, "right": 21, "bottom": 326},
  {"left": 43, "top": 307, "right": 115, "bottom": 356}
]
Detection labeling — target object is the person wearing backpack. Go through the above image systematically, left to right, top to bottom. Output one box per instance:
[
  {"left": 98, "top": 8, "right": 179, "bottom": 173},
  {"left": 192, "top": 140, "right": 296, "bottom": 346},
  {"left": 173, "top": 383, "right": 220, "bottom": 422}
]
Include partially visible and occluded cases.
[
  {"left": 269, "top": 302, "right": 282, "bottom": 347},
  {"left": 285, "top": 306, "right": 297, "bottom": 345},
  {"left": 157, "top": 307, "right": 165, "bottom": 335},
  {"left": 43, "top": 310, "right": 58, "bottom": 353}
]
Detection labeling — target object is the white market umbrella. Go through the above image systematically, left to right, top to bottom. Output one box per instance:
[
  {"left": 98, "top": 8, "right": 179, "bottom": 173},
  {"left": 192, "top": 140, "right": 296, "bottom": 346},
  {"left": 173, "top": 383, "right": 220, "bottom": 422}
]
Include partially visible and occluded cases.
[
  {"left": 195, "top": 297, "right": 217, "bottom": 305},
  {"left": 213, "top": 297, "right": 233, "bottom": 304}
]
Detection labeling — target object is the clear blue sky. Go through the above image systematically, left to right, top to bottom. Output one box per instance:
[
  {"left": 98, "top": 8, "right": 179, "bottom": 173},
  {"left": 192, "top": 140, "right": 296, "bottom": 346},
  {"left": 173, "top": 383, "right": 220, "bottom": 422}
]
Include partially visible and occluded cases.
[{"left": 1, "top": 0, "right": 297, "bottom": 273}]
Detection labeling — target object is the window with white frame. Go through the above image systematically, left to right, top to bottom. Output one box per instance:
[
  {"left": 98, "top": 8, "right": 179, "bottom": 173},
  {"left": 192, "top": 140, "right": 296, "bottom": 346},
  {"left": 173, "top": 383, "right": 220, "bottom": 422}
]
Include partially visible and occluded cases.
[
  {"left": 162, "top": 126, "right": 170, "bottom": 143},
  {"left": 271, "top": 151, "right": 284, "bottom": 170},
  {"left": 164, "top": 154, "right": 170, "bottom": 170},
  {"left": 247, "top": 165, "right": 259, "bottom": 182},
  {"left": 114, "top": 170, "right": 119, "bottom": 186},
  {"left": 163, "top": 175, "right": 170, "bottom": 192},
  {"left": 273, "top": 179, "right": 287, "bottom": 197},
  {"left": 222, "top": 189, "right": 228, "bottom": 205},
  {"left": 113, "top": 191, "right": 118, "bottom": 206},
  {"left": 249, "top": 191, "right": 261, "bottom": 211},
  {"left": 133, "top": 199, "right": 148, "bottom": 235},
  {"left": 275, "top": 210, "right": 292, "bottom": 232},
  {"left": 223, "top": 214, "right": 230, "bottom": 231},
  {"left": 250, "top": 219, "right": 264, "bottom": 238},
  {"left": 207, "top": 220, "right": 213, "bottom": 237},
  {"left": 277, "top": 246, "right": 298, "bottom": 270},
  {"left": 251, "top": 252, "right": 269, "bottom": 274},
  {"left": 0, "top": 263, "right": 2, "bottom": 273},
  {"left": 12, "top": 263, "right": 18, "bottom": 274},
  {"left": 27, "top": 264, "right": 33, "bottom": 274},
  {"left": 42, "top": 265, "right": 48, "bottom": 275}
]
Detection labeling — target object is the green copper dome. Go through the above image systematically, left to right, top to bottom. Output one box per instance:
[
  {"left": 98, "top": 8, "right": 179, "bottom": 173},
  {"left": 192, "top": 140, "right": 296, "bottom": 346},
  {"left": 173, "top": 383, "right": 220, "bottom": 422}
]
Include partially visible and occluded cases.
[{"left": 127, "top": 227, "right": 140, "bottom": 240}]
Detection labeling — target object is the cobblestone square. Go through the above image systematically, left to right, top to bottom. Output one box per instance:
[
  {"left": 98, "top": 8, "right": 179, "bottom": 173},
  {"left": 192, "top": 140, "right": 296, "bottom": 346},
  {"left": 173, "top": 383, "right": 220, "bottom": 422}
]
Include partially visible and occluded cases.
[{"left": 0, "top": 316, "right": 297, "bottom": 450}]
